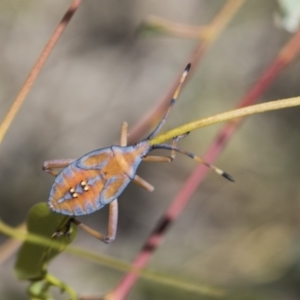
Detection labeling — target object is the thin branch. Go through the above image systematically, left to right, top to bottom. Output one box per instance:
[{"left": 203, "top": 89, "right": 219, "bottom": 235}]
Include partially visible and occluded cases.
[
  {"left": 0, "top": 0, "right": 82, "bottom": 146},
  {"left": 0, "top": 0, "right": 82, "bottom": 266},
  {"left": 127, "top": 0, "right": 245, "bottom": 143},
  {"left": 102, "top": 1, "right": 246, "bottom": 299},
  {"left": 141, "top": 15, "right": 209, "bottom": 39},
  {"left": 106, "top": 23, "right": 300, "bottom": 300},
  {"left": 150, "top": 96, "right": 300, "bottom": 145},
  {"left": 0, "top": 220, "right": 225, "bottom": 298},
  {"left": 0, "top": 223, "right": 26, "bottom": 265}
]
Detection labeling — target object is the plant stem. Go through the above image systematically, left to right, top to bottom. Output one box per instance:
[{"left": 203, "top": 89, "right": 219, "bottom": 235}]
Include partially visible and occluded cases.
[{"left": 150, "top": 96, "right": 300, "bottom": 145}]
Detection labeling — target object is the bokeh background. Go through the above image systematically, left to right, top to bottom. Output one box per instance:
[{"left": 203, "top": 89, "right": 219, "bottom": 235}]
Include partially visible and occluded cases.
[{"left": 1, "top": 1, "right": 300, "bottom": 299}]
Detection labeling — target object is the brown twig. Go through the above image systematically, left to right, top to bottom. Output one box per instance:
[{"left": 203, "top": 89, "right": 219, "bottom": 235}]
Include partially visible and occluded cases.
[
  {"left": 0, "top": 0, "right": 82, "bottom": 264},
  {"left": 0, "top": 0, "right": 82, "bottom": 146},
  {"left": 128, "top": 0, "right": 245, "bottom": 144},
  {"left": 79, "top": 1, "right": 245, "bottom": 299},
  {"left": 142, "top": 15, "right": 209, "bottom": 39},
  {"left": 0, "top": 224, "right": 26, "bottom": 265}
]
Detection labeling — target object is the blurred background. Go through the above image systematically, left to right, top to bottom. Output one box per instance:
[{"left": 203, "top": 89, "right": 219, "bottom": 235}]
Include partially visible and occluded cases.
[{"left": 1, "top": 0, "right": 300, "bottom": 299}]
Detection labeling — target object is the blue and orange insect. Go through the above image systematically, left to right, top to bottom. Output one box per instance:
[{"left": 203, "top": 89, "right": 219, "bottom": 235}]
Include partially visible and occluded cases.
[{"left": 43, "top": 63, "right": 233, "bottom": 243}]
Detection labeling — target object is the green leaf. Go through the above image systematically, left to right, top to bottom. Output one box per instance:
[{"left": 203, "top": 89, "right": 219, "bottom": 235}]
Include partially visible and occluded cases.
[{"left": 14, "top": 202, "right": 77, "bottom": 281}]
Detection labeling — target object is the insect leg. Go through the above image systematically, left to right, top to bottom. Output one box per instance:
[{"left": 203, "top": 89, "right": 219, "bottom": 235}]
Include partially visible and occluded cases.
[
  {"left": 120, "top": 120, "right": 155, "bottom": 192},
  {"left": 121, "top": 120, "right": 152, "bottom": 189},
  {"left": 120, "top": 121, "right": 128, "bottom": 146},
  {"left": 143, "top": 133, "right": 189, "bottom": 163},
  {"left": 136, "top": 134, "right": 189, "bottom": 191},
  {"left": 142, "top": 156, "right": 172, "bottom": 162},
  {"left": 43, "top": 159, "right": 75, "bottom": 176},
  {"left": 133, "top": 175, "right": 154, "bottom": 192},
  {"left": 69, "top": 199, "right": 118, "bottom": 243},
  {"left": 105, "top": 199, "right": 118, "bottom": 243},
  {"left": 52, "top": 217, "right": 74, "bottom": 238},
  {"left": 53, "top": 217, "right": 108, "bottom": 242},
  {"left": 70, "top": 218, "right": 106, "bottom": 241}
]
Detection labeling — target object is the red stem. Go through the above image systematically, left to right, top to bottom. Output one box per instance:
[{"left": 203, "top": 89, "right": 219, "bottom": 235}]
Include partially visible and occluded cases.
[{"left": 108, "top": 29, "right": 300, "bottom": 300}]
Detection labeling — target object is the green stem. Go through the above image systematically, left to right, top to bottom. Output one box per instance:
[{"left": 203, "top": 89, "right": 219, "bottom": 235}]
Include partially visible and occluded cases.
[
  {"left": 150, "top": 96, "right": 300, "bottom": 145},
  {"left": 0, "top": 219, "right": 225, "bottom": 297},
  {"left": 46, "top": 274, "right": 77, "bottom": 300}
]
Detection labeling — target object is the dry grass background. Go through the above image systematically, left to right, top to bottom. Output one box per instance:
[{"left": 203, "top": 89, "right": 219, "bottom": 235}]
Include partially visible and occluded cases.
[{"left": 1, "top": 1, "right": 300, "bottom": 299}]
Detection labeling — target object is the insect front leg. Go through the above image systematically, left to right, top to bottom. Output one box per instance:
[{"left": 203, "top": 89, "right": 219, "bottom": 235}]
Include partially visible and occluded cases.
[
  {"left": 119, "top": 121, "right": 154, "bottom": 191},
  {"left": 143, "top": 133, "right": 189, "bottom": 163},
  {"left": 43, "top": 159, "right": 75, "bottom": 176},
  {"left": 70, "top": 199, "right": 119, "bottom": 244}
]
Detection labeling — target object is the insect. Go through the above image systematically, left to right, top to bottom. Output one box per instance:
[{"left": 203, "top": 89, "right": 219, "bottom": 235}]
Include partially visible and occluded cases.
[{"left": 43, "top": 63, "right": 233, "bottom": 243}]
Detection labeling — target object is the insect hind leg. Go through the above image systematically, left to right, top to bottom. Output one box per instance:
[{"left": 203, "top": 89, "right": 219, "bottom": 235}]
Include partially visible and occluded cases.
[
  {"left": 43, "top": 159, "right": 75, "bottom": 177},
  {"left": 60, "top": 199, "right": 119, "bottom": 244}
]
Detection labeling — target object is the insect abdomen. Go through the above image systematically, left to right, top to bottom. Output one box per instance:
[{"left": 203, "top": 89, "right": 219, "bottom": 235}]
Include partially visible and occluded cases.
[{"left": 48, "top": 163, "right": 108, "bottom": 215}]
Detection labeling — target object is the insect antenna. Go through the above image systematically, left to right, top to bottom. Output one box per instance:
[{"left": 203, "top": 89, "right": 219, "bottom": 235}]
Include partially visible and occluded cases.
[
  {"left": 147, "top": 63, "right": 191, "bottom": 141},
  {"left": 151, "top": 144, "right": 234, "bottom": 182}
]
